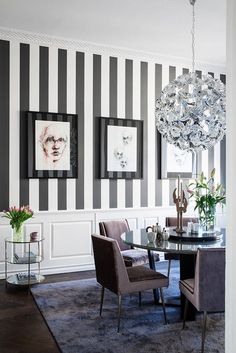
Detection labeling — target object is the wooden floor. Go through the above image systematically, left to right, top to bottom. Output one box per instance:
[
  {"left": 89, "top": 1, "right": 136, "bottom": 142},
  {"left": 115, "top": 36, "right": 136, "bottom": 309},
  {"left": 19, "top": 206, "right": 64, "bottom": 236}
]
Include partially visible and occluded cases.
[{"left": 0, "top": 270, "right": 95, "bottom": 353}]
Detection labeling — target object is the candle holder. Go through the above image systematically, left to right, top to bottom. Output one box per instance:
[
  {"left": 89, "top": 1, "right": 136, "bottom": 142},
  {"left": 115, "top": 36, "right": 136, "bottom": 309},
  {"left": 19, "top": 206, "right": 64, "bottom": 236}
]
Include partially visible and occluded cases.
[{"left": 173, "top": 180, "right": 188, "bottom": 234}]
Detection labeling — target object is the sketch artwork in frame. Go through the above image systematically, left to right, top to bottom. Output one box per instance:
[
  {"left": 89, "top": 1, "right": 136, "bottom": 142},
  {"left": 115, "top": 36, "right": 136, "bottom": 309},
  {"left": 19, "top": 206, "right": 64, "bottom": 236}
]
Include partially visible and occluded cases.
[
  {"left": 26, "top": 111, "right": 78, "bottom": 178},
  {"left": 99, "top": 117, "right": 143, "bottom": 179},
  {"left": 161, "top": 139, "right": 193, "bottom": 179}
]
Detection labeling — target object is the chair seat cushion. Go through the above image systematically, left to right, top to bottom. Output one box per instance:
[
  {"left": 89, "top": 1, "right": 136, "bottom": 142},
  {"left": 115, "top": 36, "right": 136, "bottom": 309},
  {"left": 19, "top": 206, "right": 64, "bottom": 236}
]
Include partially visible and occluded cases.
[
  {"left": 121, "top": 249, "right": 159, "bottom": 267},
  {"left": 127, "top": 266, "right": 168, "bottom": 288},
  {"left": 179, "top": 278, "right": 194, "bottom": 294}
]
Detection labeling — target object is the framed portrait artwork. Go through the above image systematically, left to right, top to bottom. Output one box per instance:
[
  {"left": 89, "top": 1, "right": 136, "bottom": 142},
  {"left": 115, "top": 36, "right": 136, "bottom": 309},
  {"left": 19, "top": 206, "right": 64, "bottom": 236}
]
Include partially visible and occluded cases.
[
  {"left": 26, "top": 111, "right": 78, "bottom": 178},
  {"left": 99, "top": 117, "right": 143, "bottom": 179},
  {"left": 161, "top": 139, "right": 193, "bottom": 179}
]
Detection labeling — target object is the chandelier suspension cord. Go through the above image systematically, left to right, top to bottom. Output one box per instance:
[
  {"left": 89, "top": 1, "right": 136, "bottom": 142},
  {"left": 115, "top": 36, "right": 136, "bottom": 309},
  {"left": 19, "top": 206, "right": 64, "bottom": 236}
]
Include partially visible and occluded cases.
[{"left": 191, "top": 0, "right": 195, "bottom": 73}]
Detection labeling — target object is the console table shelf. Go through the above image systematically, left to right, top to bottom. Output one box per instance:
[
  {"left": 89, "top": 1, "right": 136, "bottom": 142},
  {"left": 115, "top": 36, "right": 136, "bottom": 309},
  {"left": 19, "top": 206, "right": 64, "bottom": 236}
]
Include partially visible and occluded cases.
[{"left": 4, "top": 236, "right": 45, "bottom": 288}]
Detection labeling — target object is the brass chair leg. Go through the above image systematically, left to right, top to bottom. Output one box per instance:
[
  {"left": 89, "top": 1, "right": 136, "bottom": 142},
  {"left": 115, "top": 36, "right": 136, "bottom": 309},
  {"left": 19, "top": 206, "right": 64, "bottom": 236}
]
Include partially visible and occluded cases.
[
  {"left": 167, "top": 259, "right": 171, "bottom": 278},
  {"left": 100, "top": 286, "right": 105, "bottom": 316},
  {"left": 159, "top": 288, "right": 167, "bottom": 325},
  {"left": 138, "top": 291, "right": 142, "bottom": 306},
  {"left": 117, "top": 294, "right": 122, "bottom": 333},
  {"left": 182, "top": 297, "right": 189, "bottom": 329},
  {"left": 201, "top": 311, "right": 207, "bottom": 353}
]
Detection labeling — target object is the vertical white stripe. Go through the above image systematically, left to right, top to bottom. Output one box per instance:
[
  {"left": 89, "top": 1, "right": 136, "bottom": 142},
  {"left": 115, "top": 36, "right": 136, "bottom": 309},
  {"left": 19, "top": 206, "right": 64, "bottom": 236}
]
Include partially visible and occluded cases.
[
  {"left": 226, "top": 3, "right": 236, "bottom": 349},
  {"left": 9, "top": 42, "right": 20, "bottom": 207},
  {"left": 29, "top": 44, "right": 39, "bottom": 211},
  {"left": 48, "top": 46, "right": 58, "bottom": 211},
  {"left": 66, "top": 49, "right": 76, "bottom": 210},
  {"left": 84, "top": 53, "right": 93, "bottom": 210},
  {"left": 100, "top": 55, "right": 110, "bottom": 209},
  {"left": 117, "top": 57, "right": 126, "bottom": 208},
  {"left": 132, "top": 60, "right": 141, "bottom": 208},
  {"left": 147, "top": 62, "right": 155, "bottom": 207},
  {"left": 161, "top": 64, "right": 170, "bottom": 207},
  {"left": 172, "top": 66, "right": 183, "bottom": 206},
  {"left": 176, "top": 66, "right": 183, "bottom": 78},
  {"left": 214, "top": 142, "right": 221, "bottom": 185},
  {"left": 201, "top": 152, "right": 208, "bottom": 178}
]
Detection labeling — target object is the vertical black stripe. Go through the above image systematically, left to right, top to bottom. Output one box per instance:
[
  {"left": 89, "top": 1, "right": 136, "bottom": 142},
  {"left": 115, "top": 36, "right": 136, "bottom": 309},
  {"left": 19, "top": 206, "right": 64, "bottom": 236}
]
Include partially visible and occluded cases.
[
  {"left": 0, "top": 40, "right": 9, "bottom": 210},
  {"left": 20, "top": 43, "right": 30, "bottom": 207},
  {"left": 39, "top": 46, "right": 49, "bottom": 210},
  {"left": 58, "top": 49, "right": 67, "bottom": 210},
  {"left": 76, "top": 52, "right": 84, "bottom": 209},
  {"left": 93, "top": 54, "right": 101, "bottom": 209},
  {"left": 109, "top": 57, "right": 118, "bottom": 208},
  {"left": 125, "top": 59, "right": 133, "bottom": 208},
  {"left": 141, "top": 62, "right": 148, "bottom": 207},
  {"left": 155, "top": 64, "right": 162, "bottom": 206},
  {"left": 169, "top": 66, "right": 176, "bottom": 206},
  {"left": 169, "top": 66, "right": 176, "bottom": 82},
  {"left": 195, "top": 70, "right": 202, "bottom": 176},
  {"left": 208, "top": 72, "right": 214, "bottom": 176},
  {"left": 220, "top": 74, "right": 226, "bottom": 188}
]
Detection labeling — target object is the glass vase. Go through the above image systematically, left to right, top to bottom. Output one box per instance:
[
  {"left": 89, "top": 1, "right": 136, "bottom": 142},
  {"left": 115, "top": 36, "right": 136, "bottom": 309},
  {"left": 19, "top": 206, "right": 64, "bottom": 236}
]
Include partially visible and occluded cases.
[
  {"left": 199, "top": 205, "right": 216, "bottom": 232},
  {"left": 12, "top": 223, "right": 24, "bottom": 241}
]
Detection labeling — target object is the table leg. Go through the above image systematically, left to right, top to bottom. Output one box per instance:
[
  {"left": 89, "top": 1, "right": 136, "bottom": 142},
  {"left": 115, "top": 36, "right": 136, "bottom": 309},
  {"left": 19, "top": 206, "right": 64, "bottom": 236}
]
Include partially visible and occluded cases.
[
  {"left": 147, "top": 249, "right": 159, "bottom": 304},
  {"left": 179, "top": 254, "right": 196, "bottom": 320}
]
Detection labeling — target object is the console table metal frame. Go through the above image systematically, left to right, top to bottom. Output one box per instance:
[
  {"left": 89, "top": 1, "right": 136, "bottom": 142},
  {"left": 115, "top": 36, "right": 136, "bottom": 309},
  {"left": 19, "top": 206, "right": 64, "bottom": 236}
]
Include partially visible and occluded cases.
[{"left": 5, "top": 236, "right": 45, "bottom": 288}]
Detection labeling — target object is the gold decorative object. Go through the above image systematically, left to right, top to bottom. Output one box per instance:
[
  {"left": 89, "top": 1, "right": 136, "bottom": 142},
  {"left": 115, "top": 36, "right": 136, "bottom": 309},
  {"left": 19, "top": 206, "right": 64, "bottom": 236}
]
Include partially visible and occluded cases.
[{"left": 173, "top": 176, "right": 188, "bottom": 233}]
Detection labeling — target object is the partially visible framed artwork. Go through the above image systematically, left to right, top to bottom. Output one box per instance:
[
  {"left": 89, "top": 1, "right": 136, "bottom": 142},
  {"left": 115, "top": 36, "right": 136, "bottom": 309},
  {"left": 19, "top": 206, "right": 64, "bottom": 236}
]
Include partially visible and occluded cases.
[
  {"left": 26, "top": 111, "right": 78, "bottom": 178},
  {"left": 99, "top": 117, "right": 143, "bottom": 179},
  {"left": 161, "top": 139, "right": 193, "bottom": 179}
]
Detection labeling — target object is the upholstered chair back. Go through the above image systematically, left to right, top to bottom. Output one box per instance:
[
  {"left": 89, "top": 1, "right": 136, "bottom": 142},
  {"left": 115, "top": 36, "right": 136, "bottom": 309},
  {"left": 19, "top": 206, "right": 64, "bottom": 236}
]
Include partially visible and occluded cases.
[
  {"left": 165, "top": 217, "right": 198, "bottom": 227},
  {"left": 99, "top": 219, "right": 130, "bottom": 251},
  {"left": 91, "top": 234, "right": 130, "bottom": 294},
  {"left": 194, "top": 248, "right": 225, "bottom": 312}
]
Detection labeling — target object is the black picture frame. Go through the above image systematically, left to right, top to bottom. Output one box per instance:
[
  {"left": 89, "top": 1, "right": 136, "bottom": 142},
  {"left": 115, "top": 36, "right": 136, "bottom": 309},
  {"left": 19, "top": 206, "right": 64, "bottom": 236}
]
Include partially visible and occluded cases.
[
  {"left": 26, "top": 111, "right": 78, "bottom": 178},
  {"left": 99, "top": 117, "right": 143, "bottom": 179}
]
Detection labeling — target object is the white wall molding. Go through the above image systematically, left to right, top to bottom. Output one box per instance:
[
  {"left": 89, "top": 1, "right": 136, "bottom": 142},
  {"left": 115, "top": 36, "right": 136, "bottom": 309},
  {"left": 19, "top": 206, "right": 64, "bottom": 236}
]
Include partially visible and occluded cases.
[
  {"left": 226, "top": 0, "right": 236, "bottom": 351},
  {"left": 0, "top": 26, "right": 226, "bottom": 74},
  {"left": 0, "top": 206, "right": 225, "bottom": 279}
]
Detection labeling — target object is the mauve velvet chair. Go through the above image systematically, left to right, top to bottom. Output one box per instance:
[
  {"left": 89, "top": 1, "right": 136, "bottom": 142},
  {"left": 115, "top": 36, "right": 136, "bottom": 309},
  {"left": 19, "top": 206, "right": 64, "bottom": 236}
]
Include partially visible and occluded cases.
[
  {"left": 165, "top": 217, "right": 198, "bottom": 277},
  {"left": 99, "top": 219, "right": 159, "bottom": 267},
  {"left": 92, "top": 234, "right": 169, "bottom": 332},
  {"left": 180, "top": 248, "right": 225, "bottom": 353}
]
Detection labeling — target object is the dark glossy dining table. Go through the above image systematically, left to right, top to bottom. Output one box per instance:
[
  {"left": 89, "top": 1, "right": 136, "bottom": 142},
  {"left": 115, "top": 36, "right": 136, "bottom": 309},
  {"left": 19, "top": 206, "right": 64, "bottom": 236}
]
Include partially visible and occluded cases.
[{"left": 121, "top": 227, "right": 225, "bottom": 320}]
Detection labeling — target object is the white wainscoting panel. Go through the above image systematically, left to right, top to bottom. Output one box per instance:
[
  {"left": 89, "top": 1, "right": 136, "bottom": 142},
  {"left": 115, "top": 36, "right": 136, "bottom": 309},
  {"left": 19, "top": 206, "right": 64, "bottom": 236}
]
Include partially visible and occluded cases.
[
  {"left": 0, "top": 206, "right": 226, "bottom": 279},
  {"left": 144, "top": 217, "right": 159, "bottom": 229},
  {"left": 126, "top": 218, "right": 138, "bottom": 231},
  {"left": 51, "top": 221, "right": 92, "bottom": 258},
  {"left": 25, "top": 223, "right": 42, "bottom": 237},
  {"left": 0, "top": 225, "right": 12, "bottom": 263}
]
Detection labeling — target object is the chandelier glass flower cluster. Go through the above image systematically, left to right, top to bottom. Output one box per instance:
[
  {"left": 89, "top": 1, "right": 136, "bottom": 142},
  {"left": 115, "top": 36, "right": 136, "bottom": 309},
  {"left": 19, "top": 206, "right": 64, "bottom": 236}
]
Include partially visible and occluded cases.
[{"left": 155, "top": 0, "right": 226, "bottom": 152}]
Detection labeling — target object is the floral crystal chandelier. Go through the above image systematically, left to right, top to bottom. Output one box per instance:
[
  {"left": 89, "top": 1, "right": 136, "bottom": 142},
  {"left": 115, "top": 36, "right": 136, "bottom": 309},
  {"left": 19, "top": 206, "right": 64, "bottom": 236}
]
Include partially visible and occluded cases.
[{"left": 155, "top": 0, "right": 226, "bottom": 152}]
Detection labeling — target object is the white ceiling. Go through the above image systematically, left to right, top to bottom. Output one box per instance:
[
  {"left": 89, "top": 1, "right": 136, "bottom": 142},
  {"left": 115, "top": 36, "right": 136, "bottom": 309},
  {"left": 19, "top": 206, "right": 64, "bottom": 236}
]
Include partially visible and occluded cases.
[{"left": 0, "top": 0, "right": 226, "bottom": 67}]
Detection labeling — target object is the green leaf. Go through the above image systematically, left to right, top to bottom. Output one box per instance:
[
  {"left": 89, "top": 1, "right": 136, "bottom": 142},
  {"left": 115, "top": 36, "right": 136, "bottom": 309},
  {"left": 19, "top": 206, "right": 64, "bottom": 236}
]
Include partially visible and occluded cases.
[{"left": 211, "top": 168, "right": 216, "bottom": 178}]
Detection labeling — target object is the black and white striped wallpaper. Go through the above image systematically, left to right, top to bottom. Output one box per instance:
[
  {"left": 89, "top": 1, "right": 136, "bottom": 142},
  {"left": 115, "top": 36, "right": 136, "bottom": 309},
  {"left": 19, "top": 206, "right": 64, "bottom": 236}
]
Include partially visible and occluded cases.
[{"left": 0, "top": 38, "right": 226, "bottom": 212}]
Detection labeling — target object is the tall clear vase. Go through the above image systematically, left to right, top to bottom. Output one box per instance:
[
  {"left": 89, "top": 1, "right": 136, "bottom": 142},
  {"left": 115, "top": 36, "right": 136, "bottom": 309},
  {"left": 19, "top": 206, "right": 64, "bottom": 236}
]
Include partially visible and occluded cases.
[
  {"left": 199, "top": 206, "right": 216, "bottom": 232},
  {"left": 12, "top": 223, "right": 24, "bottom": 242}
]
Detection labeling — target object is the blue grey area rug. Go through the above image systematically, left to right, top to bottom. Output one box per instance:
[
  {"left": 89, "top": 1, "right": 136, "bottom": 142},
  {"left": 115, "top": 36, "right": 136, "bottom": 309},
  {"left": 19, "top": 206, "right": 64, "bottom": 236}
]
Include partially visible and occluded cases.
[{"left": 31, "top": 262, "right": 224, "bottom": 353}]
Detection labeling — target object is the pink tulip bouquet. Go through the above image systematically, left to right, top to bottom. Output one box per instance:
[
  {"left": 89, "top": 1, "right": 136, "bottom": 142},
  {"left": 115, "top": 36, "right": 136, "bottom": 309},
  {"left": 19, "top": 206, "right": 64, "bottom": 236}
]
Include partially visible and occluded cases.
[{"left": 2, "top": 206, "right": 34, "bottom": 235}]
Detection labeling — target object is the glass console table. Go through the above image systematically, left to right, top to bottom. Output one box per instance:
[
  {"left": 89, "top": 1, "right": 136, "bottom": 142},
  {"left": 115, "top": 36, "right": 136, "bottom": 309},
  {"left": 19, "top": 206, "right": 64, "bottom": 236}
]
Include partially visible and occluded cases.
[{"left": 5, "top": 235, "right": 45, "bottom": 287}]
